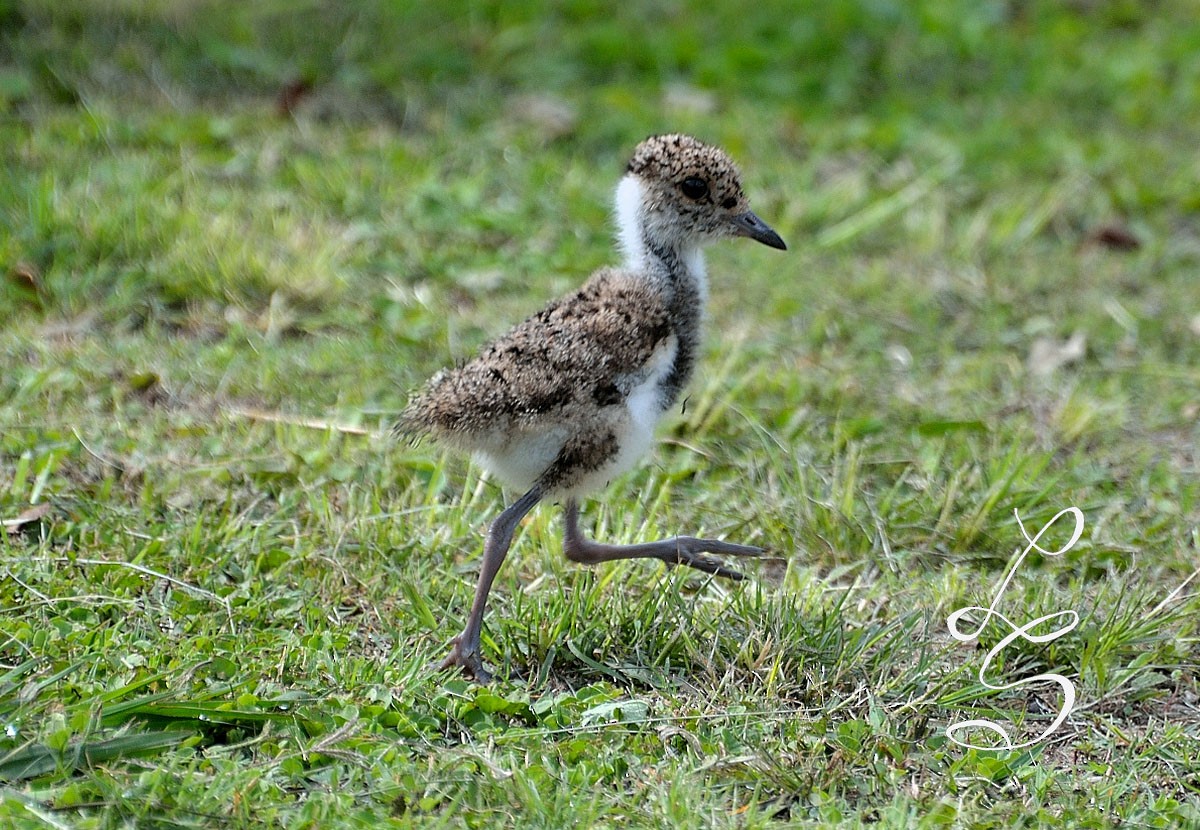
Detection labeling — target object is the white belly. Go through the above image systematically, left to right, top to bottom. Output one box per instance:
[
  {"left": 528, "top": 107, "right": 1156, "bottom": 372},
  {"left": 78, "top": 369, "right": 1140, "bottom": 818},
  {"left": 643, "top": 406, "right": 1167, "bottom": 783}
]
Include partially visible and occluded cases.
[{"left": 473, "top": 425, "right": 570, "bottom": 494}]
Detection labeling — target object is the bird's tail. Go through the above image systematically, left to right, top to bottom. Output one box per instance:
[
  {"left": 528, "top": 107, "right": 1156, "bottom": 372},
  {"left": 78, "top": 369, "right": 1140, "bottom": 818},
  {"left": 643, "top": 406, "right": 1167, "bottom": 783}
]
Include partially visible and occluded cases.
[{"left": 392, "top": 405, "right": 430, "bottom": 445}]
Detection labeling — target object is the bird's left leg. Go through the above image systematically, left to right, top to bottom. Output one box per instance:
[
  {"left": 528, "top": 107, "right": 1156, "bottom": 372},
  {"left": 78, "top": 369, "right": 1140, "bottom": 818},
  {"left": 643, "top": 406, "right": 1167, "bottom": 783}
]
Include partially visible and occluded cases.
[{"left": 439, "top": 486, "right": 542, "bottom": 682}]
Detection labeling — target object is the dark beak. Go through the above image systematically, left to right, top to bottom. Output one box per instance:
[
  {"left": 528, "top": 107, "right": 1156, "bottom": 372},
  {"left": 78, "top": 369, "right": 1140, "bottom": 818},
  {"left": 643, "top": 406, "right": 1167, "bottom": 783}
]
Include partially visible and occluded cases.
[{"left": 731, "top": 211, "right": 787, "bottom": 250}]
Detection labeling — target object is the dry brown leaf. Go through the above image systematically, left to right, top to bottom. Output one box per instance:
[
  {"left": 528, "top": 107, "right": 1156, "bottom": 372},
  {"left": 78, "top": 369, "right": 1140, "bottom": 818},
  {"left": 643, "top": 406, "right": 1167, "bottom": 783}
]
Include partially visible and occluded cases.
[
  {"left": 277, "top": 78, "right": 313, "bottom": 117},
  {"left": 1083, "top": 223, "right": 1141, "bottom": 252},
  {"left": 8, "top": 262, "right": 40, "bottom": 293},
  {"left": 2, "top": 503, "right": 51, "bottom": 535}
]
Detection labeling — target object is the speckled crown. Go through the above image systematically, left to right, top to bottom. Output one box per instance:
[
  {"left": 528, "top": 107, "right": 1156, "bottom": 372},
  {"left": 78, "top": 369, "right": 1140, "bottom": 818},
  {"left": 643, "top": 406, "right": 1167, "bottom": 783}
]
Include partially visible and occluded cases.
[{"left": 625, "top": 134, "right": 746, "bottom": 202}]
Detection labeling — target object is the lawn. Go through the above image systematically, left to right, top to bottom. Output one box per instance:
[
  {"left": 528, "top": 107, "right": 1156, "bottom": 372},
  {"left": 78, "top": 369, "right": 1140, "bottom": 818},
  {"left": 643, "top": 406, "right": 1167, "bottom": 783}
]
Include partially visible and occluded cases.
[{"left": 1, "top": 1, "right": 1198, "bottom": 827}]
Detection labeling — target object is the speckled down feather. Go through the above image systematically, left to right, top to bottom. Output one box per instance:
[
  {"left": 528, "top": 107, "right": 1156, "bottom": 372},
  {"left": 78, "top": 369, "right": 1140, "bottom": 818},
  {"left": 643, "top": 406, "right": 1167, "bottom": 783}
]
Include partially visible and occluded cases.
[{"left": 397, "top": 267, "right": 672, "bottom": 443}]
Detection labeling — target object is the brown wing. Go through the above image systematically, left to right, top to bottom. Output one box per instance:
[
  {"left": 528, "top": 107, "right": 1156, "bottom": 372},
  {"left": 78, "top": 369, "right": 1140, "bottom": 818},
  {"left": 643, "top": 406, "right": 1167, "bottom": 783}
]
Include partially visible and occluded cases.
[{"left": 398, "top": 268, "right": 672, "bottom": 440}]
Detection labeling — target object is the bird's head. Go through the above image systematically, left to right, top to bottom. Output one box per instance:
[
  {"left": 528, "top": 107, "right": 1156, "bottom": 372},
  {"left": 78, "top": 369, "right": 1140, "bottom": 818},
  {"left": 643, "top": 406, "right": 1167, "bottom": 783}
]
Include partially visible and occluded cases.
[{"left": 617, "top": 134, "right": 787, "bottom": 257}]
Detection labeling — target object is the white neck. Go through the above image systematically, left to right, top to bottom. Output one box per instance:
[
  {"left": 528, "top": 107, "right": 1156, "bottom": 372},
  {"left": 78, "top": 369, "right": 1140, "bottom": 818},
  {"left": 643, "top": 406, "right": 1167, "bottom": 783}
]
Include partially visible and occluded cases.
[
  {"left": 614, "top": 175, "right": 649, "bottom": 269},
  {"left": 614, "top": 176, "right": 707, "bottom": 300}
]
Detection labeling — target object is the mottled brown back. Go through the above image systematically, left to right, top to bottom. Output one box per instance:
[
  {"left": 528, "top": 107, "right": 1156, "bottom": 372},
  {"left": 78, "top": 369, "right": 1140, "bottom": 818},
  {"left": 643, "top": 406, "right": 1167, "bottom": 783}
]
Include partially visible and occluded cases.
[{"left": 398, "top": 268, "right": 673, "bottom": 447}]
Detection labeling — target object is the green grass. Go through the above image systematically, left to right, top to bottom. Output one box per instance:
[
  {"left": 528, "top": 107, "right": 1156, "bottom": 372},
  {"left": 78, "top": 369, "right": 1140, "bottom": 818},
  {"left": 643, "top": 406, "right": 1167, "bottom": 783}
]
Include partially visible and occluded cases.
[{"left": 2, "top": 0, "right": 1199, "bottom": 826}]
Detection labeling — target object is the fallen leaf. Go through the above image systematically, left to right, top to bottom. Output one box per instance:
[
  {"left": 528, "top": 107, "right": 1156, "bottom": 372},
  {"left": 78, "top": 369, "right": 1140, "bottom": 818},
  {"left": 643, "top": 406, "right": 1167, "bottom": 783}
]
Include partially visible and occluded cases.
[
  {"left": 276, "top": 78, "right": 313, "bottom": 117},
  {"left": 1084, "top": 223, "right": 1141, "bottom": 251},
  {"left": 8, "top": 262, "right": 40, "bottom": 293},
  {"left": 1028, "top": 332, "right": 1087, "bottom": 376},
  {"left": 884, "top": 343, "right": 913, "bottom": 369},
  {"left": 125, "top": 370, "right": 166, "bottom": 405},
  {"left": 127, "top": 371, "right": 160, "bottom": 392},
  {"left": 3, "top": 503, "right": 51, "bottom": 535}
]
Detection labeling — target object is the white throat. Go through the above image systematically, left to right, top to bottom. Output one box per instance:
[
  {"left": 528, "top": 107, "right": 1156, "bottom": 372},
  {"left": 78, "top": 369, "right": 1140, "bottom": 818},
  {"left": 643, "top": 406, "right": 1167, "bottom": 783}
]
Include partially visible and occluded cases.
[{"left": 614, "top": 175, "right": 707, "bottom": 299}]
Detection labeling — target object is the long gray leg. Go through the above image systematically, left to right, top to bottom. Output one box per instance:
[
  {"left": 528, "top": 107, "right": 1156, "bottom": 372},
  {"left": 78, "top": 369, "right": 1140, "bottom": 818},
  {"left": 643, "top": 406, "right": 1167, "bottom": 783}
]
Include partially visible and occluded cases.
[
  {"left": 440, "top": 486, "right": 542, "bottom": 681},
  {"left": 562, "top": 499, "right": 762, "bottom": 581}
]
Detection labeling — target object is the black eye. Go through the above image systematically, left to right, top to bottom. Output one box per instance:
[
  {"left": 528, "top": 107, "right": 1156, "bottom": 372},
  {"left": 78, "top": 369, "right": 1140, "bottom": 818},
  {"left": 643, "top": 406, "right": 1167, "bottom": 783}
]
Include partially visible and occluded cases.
[
  {"left": 680, "top": 177, "right": 709, "bottom": 200},
  {"left": 721, "top": 197, "right": 737, "bottom": 210}
]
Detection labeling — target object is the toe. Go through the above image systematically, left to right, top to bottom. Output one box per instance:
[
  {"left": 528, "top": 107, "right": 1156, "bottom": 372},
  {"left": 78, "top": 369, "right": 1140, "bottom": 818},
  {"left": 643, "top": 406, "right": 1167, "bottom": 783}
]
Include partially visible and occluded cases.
[
  {"left": 679, "top": 537, "right": 764, "bottom": 558},
  {"left": 717, "top": 543, "right": 765, "bottom": 558},
  {"left": 675, "top": 551, "right": 746, "bottom": 580},
  {"left": 438, "top": 641, "right": 493, "bottom": 683}
]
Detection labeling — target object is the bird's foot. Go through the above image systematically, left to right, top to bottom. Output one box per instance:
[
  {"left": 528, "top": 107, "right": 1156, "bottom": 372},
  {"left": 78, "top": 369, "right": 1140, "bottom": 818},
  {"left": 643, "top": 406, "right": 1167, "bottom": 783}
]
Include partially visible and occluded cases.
[
  {"left": 669, "top": 537, "right": 765, "bottom": 581},
  {"left": 437, "top": 636, "right": 493, "bottom": 683}
]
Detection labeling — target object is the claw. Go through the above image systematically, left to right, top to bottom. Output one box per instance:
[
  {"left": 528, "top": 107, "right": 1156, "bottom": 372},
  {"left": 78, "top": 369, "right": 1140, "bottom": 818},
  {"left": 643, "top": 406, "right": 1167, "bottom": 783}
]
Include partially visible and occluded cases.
[
  {"left": 673, "top": 550, "right": 746, "bottom": 580},
  {"left": 438, "top": 636, "right": 493, "bottom": 683}
]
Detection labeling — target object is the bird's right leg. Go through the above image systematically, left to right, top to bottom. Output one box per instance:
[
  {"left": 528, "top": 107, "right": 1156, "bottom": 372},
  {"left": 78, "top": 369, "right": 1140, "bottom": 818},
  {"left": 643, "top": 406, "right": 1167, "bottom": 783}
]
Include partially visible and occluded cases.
[
  {"left": 439, "top": 486, "right": 541, "bottom": 682},
  {"left": 561, "top": 499, "right": 762, "bottom": 580}
]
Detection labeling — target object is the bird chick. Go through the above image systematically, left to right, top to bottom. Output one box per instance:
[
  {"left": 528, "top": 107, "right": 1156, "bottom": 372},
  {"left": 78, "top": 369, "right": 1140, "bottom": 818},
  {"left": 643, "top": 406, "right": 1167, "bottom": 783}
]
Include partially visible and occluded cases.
[{"left": 398, "top": 134, "right": 787, "bottom": 681}]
